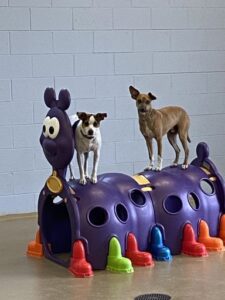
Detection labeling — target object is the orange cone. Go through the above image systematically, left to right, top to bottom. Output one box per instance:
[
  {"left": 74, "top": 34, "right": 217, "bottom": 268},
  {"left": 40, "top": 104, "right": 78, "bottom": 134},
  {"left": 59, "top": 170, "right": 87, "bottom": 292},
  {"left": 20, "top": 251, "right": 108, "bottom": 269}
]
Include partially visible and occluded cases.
[
  {"left": 219, "top": 214, "right": 225, "bottom": 243},
  {"left": 198, "top": 220, "right": 224, "bottom": 251},
  {"left": 27, "top": 229, "right": 44, "bottom": 258}
]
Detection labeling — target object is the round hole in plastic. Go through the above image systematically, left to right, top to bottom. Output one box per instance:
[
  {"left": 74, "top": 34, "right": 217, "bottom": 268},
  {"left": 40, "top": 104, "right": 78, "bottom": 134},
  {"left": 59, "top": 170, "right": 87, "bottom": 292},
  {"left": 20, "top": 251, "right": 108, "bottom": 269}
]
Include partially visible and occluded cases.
[
  {"left": 200, "top": 179, "right": 215, "bottom": 195},
  {"left": 130, "top": 189, "right": 146, "bottom": 206},
  {"left": 188, "top": 193, "right": 200, "bottom": 210},
  {"left": 164, "top": 195, "right": 182, "bottom": 214},
  {"left": 115, "top": 203, "right": 128, "bottom": 223},
  {"left": 88, "top": 207, "right": 108, "bottom": 227}
]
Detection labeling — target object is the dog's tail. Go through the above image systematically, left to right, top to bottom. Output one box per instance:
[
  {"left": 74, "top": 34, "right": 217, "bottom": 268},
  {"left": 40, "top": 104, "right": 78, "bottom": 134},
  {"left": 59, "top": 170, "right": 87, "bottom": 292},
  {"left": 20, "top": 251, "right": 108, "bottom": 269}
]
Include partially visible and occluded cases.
[{"left": 187, "top": 134, "right": 191, "bottom": 143}]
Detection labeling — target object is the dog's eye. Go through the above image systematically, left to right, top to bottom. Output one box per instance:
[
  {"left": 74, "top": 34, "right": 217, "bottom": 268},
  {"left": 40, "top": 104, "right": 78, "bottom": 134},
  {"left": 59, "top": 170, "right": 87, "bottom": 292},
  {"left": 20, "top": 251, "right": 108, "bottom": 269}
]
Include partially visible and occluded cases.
[
  {"left": 137, "top": 99, "right": 141, "bottom": 104},
  {"left": 146, "top": 100, "right": 150, "bottom": 105},
  {"left": 48, "top": 117, "right": 60, "bottom": 139},
  {"left": 84, "top": 121, "right": 89, "bottom": 127},
  {"left": 93, "top": 121, "right": 98, "bottom": 127}
]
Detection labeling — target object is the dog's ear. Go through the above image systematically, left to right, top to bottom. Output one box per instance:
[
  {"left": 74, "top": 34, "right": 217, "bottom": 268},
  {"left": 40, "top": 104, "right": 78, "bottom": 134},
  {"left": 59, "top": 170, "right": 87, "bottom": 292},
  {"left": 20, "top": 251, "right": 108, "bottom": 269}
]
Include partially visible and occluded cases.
[
  {"left": 129, "top": 86, "right": 140, "bottom": 100},
  {"left": 44, "top": 87, "right": 57, "bottom": 108},
  {"left": 57, "top": 89, "right": 71, "bottom": 111},
  {"left": 148, "top": 92, "right": 157, "bottom": 100},
  {"left": 77, "top": 112, "right": 88, "bottom": 121},
  {"left": 95, "top": 113, "right": 107, "bottom": 122}
]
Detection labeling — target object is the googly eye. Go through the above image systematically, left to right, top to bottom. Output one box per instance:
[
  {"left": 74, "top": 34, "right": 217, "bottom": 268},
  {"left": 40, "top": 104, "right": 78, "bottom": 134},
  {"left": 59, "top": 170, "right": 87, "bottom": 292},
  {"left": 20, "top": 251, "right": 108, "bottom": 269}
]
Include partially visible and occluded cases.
[
  {"left": 42, "top": 116, "right": 50, "bottom": 137},
  {"left": 48, "top": 117, "right": 60, "bottom": 139}
]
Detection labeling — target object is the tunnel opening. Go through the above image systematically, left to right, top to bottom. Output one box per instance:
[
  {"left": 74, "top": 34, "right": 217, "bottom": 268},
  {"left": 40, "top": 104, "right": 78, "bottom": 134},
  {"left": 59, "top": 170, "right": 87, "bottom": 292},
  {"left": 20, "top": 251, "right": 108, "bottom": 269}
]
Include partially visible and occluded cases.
[{"left": 42, "top": 195, "right": 72, "bottom": 265}]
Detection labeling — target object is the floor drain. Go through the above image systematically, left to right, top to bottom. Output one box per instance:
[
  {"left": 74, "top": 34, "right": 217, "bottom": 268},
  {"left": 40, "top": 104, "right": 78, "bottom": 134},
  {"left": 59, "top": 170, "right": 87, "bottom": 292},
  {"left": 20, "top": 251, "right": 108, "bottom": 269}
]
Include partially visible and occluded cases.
[{"left": 134, "top": 294, "right": 171, "bottom": 300}]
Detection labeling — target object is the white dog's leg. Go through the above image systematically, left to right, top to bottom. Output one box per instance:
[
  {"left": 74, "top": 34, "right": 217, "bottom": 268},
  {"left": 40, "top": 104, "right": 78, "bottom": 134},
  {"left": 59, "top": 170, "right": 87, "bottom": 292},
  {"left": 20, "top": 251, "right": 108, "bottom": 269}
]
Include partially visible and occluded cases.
[
  {"left": 144, "top": 138, "right": 155, "bottom": 171},
  {"left": 91, "top": 150, "right": 100, "bottom": 184},
  {"left": 77, "top": 152, "right": 87, "bottom": 185},
  {"left": 84, "top": 152, "right": 89, "bottom": 179},
  {"left": 145, "top": 155, "right": 154, "bottom": 171},
  {"left": 155, "top": 155, "right": 163, "bottom": 171},
  {"left": 68, "top": 163, "right": 74, "bottom": 180}
]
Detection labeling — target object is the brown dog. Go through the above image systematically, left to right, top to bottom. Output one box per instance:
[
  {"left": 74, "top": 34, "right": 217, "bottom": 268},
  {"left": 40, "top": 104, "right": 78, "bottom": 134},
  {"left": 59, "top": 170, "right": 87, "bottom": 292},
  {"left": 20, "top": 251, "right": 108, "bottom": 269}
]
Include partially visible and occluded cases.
[{"left": 129, "top": 86, "right": 191, "bottom": 171}]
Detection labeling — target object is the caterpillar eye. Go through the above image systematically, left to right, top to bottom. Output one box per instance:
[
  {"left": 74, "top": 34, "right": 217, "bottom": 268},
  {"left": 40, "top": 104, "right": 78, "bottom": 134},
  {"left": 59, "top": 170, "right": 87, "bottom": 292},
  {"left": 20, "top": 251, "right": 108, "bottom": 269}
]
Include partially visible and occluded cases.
[
  {"left": 42, "top": 116, "right": 50, "bottom": 137},
  {"left": 42, "top": 116, "right": 60, "bottom": 139},
  {"left": 48, "top": 117, "right": 60, "bottom": 139}
]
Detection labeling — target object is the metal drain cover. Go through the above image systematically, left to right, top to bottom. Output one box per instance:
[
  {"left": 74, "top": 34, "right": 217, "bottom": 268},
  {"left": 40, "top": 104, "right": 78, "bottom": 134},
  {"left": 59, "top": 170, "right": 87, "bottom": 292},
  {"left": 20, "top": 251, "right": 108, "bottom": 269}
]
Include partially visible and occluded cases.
[{"left": 135, "top": 294, "right": 171, "bottom": 300}]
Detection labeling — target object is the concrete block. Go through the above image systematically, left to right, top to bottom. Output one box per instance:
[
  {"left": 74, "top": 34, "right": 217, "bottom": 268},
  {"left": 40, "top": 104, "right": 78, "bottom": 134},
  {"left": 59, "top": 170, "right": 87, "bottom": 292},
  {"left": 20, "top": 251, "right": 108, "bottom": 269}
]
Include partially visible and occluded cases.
[
  {"left": 52, "top": 0, "right": 92, "bottom": 7},
  {"left": 94, "top": 0, "right": 131, "bottom": 7},
  {"left": 132, "top": 0, "right": 170, "bottom": 7},
  {"left": 0, "top": 7, "right": 30, "bottom": 30},
  {"left": 31, "top": 8, "right": 72, "bottom": 30},
  {"left": 73, "top": 8, "right": 112, "bottom": 30},
  {"left": 113, "top": 8, "right": 151, "bottom": 29},
  {"left": 152, "top": 8, "right": 188, "bottom": 29},
  {"left": 188, "top": 8, "right": 225, "bottom": 29},
  {"left": 94, "top": 30, "right": 132, "bottom": 52},
  {"left": 133, "top": 30, "right": 170, "bottom": 51},
  {"left": 171, "top": 30, "right": 207, "bottom": 51},
  {"left": 11, "top": 31, "right": 52, "bottom": 54},
  {"left": 53, "top": 31, "right": 93, "bottom": 53},
  {"left": 0, "top": 32, "right": 9, "bottom": 54},
  {"left": 115, "top": 52, "right": 153, "bottom": 74},
  {"left": 153, "top": 52, "right": 189, "bottom": 73},
  {"left": 75, "top": 53, "right": 114, "bottom": 76},
  {"left": 33, "top": 54, "right": 73, "bottom": 77},
  {"left": 0, "top": 55, "right": 32, "bottom": 78},
  {"left": 171, "top": 73, "right": 208, "bottom": 94},
  {"left": 96, "top": 75, "right": 133, "bottom": 97},
  {"left": 55, "top": 77, "right": 95, "bottom": 99},
  {"left": 12, "top": 78, "right": 54, "bottom": 101},
  {"left": 0, "top": 80, "right": 11, "bottom": 101},
  {"left": 76, "top": 98, "right": 115, "bottom": 119},
  {"left": 101, "top": 119, "right": 134, "bottom": 142},
  {"left": 0, "top": 126, "right": 13, "bottom": 148},
  {"left": 0, "top": 173, "right": 13, "bottom": 196}
]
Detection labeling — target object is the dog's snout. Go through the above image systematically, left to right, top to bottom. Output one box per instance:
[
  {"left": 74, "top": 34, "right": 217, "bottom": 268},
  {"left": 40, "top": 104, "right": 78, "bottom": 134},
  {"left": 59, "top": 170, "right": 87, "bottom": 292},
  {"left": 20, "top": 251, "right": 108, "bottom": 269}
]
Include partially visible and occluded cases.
[{"left": 88, "top": 129, "right": 94, "bottom": 136}]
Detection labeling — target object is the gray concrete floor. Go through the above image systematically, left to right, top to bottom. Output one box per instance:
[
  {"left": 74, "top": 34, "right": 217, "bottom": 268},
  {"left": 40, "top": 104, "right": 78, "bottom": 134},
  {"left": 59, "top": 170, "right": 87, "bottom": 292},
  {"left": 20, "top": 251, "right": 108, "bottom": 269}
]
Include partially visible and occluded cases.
[{"left": 1, "top": 214, "right": 225, "bottom": 300}]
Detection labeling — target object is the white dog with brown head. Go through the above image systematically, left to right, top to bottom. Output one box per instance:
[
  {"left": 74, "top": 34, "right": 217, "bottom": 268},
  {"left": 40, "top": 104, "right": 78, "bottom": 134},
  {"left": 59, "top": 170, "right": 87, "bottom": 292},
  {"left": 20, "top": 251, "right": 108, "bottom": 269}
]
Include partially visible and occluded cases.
[{"left": 69, "top": 112, "right": 107, "bottom": 185}]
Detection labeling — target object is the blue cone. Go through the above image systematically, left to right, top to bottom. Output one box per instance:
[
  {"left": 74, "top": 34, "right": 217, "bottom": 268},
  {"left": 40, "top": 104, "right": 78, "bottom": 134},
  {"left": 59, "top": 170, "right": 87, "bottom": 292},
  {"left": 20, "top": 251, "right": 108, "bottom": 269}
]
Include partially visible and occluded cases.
[{"left": 150, "top": 226, "right": 172, "bottom": 261}]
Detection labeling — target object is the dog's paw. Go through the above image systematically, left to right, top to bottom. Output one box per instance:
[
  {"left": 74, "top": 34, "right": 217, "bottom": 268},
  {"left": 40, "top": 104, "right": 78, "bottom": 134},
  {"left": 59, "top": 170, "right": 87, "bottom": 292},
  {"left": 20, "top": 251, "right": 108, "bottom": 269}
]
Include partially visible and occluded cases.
[
  {"left": 171, "top": 163, "right": 178, "bottom": 168},
  {"left": 181, "top": 164, "right": 189, "bottom": 170},
  {"left": 144, "top": 165, "right": 154, "bottom": 171},
  {"left": 154, "top": 167, "right": 162, "bottom": 172},
  {"left": 90, "top": 175, "right": 97, "bottom": 184},
  {"left": 79, "top": 177, "right": 87, "bottom": 185}
]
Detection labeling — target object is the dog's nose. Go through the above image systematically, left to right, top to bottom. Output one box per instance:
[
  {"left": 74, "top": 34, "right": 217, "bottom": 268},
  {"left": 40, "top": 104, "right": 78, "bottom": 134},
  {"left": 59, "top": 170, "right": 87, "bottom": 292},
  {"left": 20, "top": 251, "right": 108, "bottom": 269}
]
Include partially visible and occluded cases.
[{"left": 88, "top": 129, "right": 93, "bottom": 136}]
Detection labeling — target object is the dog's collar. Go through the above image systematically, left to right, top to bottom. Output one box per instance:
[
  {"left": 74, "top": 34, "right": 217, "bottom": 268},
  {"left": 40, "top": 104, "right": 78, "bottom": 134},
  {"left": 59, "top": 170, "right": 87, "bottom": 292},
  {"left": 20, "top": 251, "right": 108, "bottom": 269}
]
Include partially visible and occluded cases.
[{"left": 80, "top": 130, "right": 94, "bottom": 140}]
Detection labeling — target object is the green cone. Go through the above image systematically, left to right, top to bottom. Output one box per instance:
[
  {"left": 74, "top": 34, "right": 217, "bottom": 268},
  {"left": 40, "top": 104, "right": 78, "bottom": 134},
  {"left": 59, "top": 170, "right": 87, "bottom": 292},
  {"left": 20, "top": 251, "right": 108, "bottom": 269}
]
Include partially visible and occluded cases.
[{"left": 106, "top": 237, "right": 134, "bottom": 273}]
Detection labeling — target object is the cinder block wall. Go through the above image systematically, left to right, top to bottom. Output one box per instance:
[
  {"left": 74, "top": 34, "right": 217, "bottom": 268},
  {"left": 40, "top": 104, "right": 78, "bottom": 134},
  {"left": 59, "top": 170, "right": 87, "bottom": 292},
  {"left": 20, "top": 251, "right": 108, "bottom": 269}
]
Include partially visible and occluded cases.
[{"left": 0, "top": 0, "right": 225, "bottom": 214}]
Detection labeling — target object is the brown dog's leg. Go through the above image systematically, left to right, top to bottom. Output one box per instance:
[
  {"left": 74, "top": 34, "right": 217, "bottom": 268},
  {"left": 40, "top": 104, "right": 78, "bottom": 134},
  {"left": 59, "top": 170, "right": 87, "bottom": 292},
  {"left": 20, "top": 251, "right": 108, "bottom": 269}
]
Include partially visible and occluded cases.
[
  {"left": 167, "top": 132, "right": 180, "bottom": 166},
  {"left": 179, "top": 133, "right": 189, "bottom": 169},
  {"left": 144, "top": 137, "right": 154, "bottom": 170},
  {"left": 156, "top": 137, "right": 163, "bottom": 171}
]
